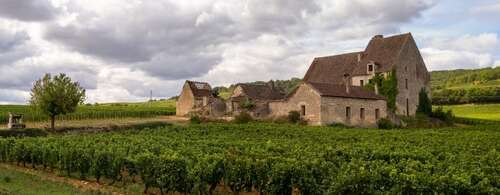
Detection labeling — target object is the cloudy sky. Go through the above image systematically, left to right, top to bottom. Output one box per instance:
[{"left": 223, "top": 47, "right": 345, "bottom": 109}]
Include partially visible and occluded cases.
[{"left": 0, "top": 0, "right": 499, "bottom": 104}]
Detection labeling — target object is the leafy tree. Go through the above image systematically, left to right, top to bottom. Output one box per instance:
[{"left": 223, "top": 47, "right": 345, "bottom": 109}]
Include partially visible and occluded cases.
[
  {"left": 29, "top": 73, "right": 86, "bottom": 130},
  {"left": 416, "top": 88, "right": 432, "bottom": 116}
]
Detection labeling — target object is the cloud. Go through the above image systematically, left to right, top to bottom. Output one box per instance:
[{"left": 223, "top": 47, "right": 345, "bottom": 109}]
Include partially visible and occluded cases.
[
  {"left": 0, "top": 0, "right": 58, "bottom": 21},
  {"left": 420, "top": 33, "right": 499, "bottom": 70}
]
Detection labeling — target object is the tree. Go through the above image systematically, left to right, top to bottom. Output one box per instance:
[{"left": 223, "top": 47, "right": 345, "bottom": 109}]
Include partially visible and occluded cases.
[
  {"left": 30, "top": 73, "right": 86, "bottom": 130},
  {"left": 416, "top": 88, "right": 432, "bottom": 116}
]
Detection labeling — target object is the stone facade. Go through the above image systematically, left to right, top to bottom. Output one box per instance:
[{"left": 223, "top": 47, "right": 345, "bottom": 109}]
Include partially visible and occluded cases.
[
  {"left": 175, "top": 33, "right": 429, "bottom": 127},
  {"left": 269, "top": 82, "right": 386, "bottom": 127}
]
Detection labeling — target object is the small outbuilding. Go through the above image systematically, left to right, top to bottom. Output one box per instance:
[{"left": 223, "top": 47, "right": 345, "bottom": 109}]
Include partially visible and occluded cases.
[{"left": 228, "top": 81, "right": 285, "bottom": 117}]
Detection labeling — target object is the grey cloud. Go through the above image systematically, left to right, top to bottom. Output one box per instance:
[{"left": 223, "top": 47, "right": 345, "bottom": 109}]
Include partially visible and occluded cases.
[
  {"left": 0, "top": 0, "right": 58, "bottom": 21},
  {"left": 0, "top": 63, "right": 98, "bottom": 90}
]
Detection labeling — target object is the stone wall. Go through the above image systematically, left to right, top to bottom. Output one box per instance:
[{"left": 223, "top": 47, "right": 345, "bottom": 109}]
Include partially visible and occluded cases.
[
  {"left": 394, "top": 36, "right": 430, "bottom": 116},
  {"left": 176, "top": 83, "right": 194, "bottom": 116},
  {"left": 269, "top": 83, "right": 322, "bottom": 124},
  {"left": 320, "top": 97, "right": 387, "bottom": 127}
]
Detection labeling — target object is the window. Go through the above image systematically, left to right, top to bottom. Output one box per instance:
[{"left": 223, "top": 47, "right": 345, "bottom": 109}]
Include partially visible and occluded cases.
[
  {"left": 368, "top": 65, "right": 373, "bottom": 72},
  {"left": 405, "top": 66, "right": 407, "bottom": 72},
  {"left": 405, "top": 79, "right": 408, "bottom": 89},
  {"left": 360, "top": 80, "right": 364, "bottom": 86},
  {"left": 406, "top": 98, "right": 409, "bottom": 116},
  {"left": 301, "top": 105, "right": 306, "bottom": 116},
  {"left": 346, "top": 107, "right": 351, "bottom": 119},
  {"left": 360, "top": 108, "right": 365, "bottom": 120},
  {"left": 375, "top": 109, "right": 380, "bottom": 120}
]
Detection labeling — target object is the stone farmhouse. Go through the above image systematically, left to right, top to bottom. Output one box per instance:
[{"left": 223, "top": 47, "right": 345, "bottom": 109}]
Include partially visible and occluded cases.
[{"left": 176, "top": 33, "right": 430, "bottom": 127}]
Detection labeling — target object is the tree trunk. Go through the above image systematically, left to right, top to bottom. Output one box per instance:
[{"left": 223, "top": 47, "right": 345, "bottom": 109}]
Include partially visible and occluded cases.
[{"left": 50, "top": 115, "right": 56, "bottom": 130}]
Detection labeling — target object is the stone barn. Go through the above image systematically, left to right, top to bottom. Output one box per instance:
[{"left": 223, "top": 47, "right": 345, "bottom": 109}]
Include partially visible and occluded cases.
[
  {"left": 302, "top": 33, "right": 430, "bottom": 117},
  {"left": 269, "top": 79, "right": 387, "bottom": 127},
  {"left": 176, "top": 80, "right": 226, "bottom": 116},
  {"left": 228, "top": 81, "right": 285, "bottom": 117}
]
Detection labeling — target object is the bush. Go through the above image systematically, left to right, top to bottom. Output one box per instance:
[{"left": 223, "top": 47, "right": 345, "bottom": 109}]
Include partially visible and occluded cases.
[
  {"left": 416, "top": 88, "right": 432, "bottom": 116},
  {"left": 240, "top": 100, "right": 255, "bottom": 110},
  {"left": 431, "top": 107, "right": 454, "bottom": 125},
  {"left": 288, "top": 111, "right": 301, "bottom": 123},
  {"left": 234, "top": 112, "right": 253, "bottom": 124},
  {"left": 190, "top": 115, "right": 202, "bottom": 124},
  {"left": 377, "top": 118, "right": 395, "bottom": 129},
  {"left": 3, "top": 176, "right": 11, "bottom": 183}
]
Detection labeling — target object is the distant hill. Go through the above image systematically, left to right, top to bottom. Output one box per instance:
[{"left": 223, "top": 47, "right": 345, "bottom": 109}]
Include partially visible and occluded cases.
[
  {"left": 214, "top": 67, "right": 500, "bottom": 104},
  {"left": 431, "top": 67, "right": 500, "bottom": 104}
]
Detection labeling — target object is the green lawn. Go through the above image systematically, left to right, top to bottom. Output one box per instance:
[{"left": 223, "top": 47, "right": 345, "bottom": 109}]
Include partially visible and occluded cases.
[
  {"left": 440, "top": 103, "right": 500, "bottom": 121},
  {"left": 0, "top": 165, "right": 94, "bottom": 195}
]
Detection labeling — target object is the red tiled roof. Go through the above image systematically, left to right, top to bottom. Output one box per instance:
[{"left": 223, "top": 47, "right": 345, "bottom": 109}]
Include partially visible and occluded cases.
[
  {"left": 303, "top": 51, "right": 363, "bottom": 84},
  {"left": 307, "top": 82, "right": 386, "bottom": 100}
]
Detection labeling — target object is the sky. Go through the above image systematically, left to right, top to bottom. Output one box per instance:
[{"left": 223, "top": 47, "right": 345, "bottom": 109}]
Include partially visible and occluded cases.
[{"left": 0, "top": 0, "right": 499, "bottom": 104}]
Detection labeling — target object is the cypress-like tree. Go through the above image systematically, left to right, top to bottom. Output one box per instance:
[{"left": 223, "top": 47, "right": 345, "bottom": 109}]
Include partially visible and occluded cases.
[{"left": 416, "top": 88, "right": 432, "bottom": 116}]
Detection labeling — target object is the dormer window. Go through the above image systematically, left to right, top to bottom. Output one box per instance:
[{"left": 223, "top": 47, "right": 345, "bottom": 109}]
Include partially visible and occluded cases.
[{"left": 368, "top": 65, "right": 373, "bottom": 72}]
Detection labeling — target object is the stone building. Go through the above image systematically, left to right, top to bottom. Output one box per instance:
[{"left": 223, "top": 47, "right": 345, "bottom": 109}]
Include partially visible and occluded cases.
[
  {"left": 175, "top": 33, "right": 430, "bottom": 127},
  {"left": 302, "top": 33, "right": 430, "bottom": 117},
  {"left": 176, "top": 80, "right": 226, "bottom": 117},
  {"left": 269, "top": 80, "right": 387, "bottom": 127},
  {"left": 228, "top": 81, "right": 285, "bottom": 117}
]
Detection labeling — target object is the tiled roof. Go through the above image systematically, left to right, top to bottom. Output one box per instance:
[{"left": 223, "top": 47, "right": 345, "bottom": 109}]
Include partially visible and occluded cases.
[
  {"left": 303, "top": 52, "right": 363, "bottom": 84},
  {"left": 186, "top": 80, "right": 212, "bottom": 97},
  {"left": 233, "top": 82, "right": 285, "bottom": 101},
  {"left": 307, "top": 82, "right": 386, "bottom": 100}
]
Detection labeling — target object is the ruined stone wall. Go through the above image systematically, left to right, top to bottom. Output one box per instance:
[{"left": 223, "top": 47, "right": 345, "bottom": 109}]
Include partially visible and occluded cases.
[
  {"left": 394, "top": 37, "right": 430, "bottom": 116},
  {"left": 176, "top": 83, "right": 195, "bottom": 116},
  {"left": 269, "top": 83, "right": 322, "bottom": 124},
  {"left": 320, "top": 97, "right": 387, "bottom": 127}
]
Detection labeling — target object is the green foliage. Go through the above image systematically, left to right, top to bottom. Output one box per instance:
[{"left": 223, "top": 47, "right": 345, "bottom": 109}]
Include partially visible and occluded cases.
[
  {"left": 431, "top": 67, "right": 500, "bottom": 104},
  {"left": 366, "top": 70, "right": 398, "bottom": 111},
  {"left": 29, "top": 73, "right": 86, "bottom": 129},
  {"left": 416, "top": 88, "right": 432, "bottom": 116},
  {"left": 239, "top": 99, "right": 255, "bottom": 110},
  {"left": 0, "top": 100, "right": 176, "bottom": 124},
  {"left": 440, "top": 104, "right": 500, "bottom": 121},
  {"left": 431, "top": 107, "right": 454, "bottom": 125},
  {"left": 287, "top": 111, "right": 301, "bottom": 123},
  {"left": 234, "top": 112, "right": 252, "bottom": 124},
  {"left": 190, "top": 115, "right": 202, "bottom": 124},
  {"left": 377, "top": 118, "right": 395, "bottom": 129},
  {"left": 1, "top": 123, "right": 499, "bottom": 194},
  {"left": 3, "top": 176, "right": 11, "bottom": 183}
]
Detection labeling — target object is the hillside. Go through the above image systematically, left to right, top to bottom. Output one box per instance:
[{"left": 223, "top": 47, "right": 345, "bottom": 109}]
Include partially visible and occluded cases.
[
  {"left": 214, "top": 67, "right": 500, "bottom": 104},
  {"left": 431, "top": 67, "right": 500, "bottom": 104}
]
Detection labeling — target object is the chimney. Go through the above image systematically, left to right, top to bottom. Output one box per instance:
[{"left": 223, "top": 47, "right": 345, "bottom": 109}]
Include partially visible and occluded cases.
[
  {"left": 357, "top": 53, "right": 361, "bottom": 62},
  {"left": 343, "top": 73, "right": 351, "bottom": 94},
  {"left": 374, "top": 84, "right": 379, "bottom": 95}
]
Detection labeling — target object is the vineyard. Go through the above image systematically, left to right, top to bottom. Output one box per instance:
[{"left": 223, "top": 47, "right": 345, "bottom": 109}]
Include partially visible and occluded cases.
[
  {"left": 0, "top": 100, "right": 175, "bottom": 123},
  {"left": 0, "top": 123, "right": 498, "bottom": 194}
]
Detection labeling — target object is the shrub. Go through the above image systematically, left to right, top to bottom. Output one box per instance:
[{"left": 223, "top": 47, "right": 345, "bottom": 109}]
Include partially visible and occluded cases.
[
  {"left": 416, "top": 88, "right": 432, "bottom": 116},
  {"left": 240, "top": 100, "right": 255, "bottom": 110},
  {"left": 431, "top": 107, "right": 454, "bottom": 125},
  {"left": 288, "top": 111, "right": 301, "bottom": 123},
  {"left": 234, "top": 112, "right": 252, "bottom": 124},
  {"left": 190, "top": 115, "right": 202, "bottom": 124},
  {"left": 377, "top": 118, "right": 395, "bottom": 129},
  {"left": 3, "top": 176, "right": 11, "bottom": 183}
]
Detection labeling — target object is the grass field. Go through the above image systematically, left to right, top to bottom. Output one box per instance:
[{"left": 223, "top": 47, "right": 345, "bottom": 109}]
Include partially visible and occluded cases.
[
  {"left": 0, "top": 100, "right": 176, "bottom": 124},
  {"left": 441, "top": 103, "right": 500, "bottom": 121},
  {"left": 1, "top": 123, "right": 499, "bottom": 194},
  {"left": 0, "top": 164, "right": 95, "bottom": 195}
]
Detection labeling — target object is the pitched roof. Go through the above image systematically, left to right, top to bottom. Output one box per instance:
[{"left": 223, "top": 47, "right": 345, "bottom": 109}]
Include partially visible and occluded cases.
[
  {"left": 304, "top": 33, "right": 413, "bottom": 81},
  {"left": 352, "top": 33, "right": 410, "bottom": 75},
  {"left": 303, "top": 52, "right": 362, "bottom": 84},
  {"left": 186, "top": 80, "right": 212, "bottom": 97},
  {"left": 307, "top": 82, "right": 386, "bottom": 100},
  {"left": 233, "top": 83, "right": 285, "bottom": 101}
]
